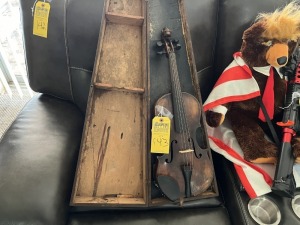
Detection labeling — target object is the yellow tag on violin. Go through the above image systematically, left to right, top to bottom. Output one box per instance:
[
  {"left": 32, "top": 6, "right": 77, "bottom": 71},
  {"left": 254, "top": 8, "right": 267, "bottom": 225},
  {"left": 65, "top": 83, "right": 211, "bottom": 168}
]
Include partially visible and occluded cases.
[
  {"left": 33, "top": 1, "right": 51, "bottom": 38},
  {"left": 150, "top": 116, "right": 171, "bottom": 154}
]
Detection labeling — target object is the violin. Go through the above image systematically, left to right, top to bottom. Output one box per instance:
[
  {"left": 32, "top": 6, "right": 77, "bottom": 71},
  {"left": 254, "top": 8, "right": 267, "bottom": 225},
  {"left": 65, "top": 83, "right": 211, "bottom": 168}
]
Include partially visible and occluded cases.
[{"left": 154, "top": 28, "right": 214, "bottom": 202}]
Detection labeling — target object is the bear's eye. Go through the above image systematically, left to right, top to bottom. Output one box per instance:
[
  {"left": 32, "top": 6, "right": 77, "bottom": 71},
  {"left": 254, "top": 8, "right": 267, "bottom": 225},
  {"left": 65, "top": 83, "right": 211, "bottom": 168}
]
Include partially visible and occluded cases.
[{"left": 261, "top": 40, "right": 273, "bottom": 47}]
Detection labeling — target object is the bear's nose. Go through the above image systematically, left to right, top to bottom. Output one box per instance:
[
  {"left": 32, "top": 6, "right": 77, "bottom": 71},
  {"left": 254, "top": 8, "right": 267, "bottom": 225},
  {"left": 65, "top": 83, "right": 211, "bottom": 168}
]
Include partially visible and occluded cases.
[{"left": 277, "top": 56, "right": 287, "bottom": 65}]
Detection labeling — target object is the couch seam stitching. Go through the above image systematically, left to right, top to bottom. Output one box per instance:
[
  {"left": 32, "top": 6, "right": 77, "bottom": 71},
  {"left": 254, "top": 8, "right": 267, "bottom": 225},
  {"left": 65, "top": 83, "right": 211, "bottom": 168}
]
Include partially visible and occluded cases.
[
  {"left": 63, "top": 0, "right": 74, "bottom": 102},
  {"left": 70, "top": 66, "right": 93, "bottom": 73},
  {"left": 226, "top": 161, "right": 251, "bottom": 225}
]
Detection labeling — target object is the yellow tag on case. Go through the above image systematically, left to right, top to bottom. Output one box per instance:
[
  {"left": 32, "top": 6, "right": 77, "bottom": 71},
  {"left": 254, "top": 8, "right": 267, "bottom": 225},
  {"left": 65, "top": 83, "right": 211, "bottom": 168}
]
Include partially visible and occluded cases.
[
  {"left": 33, "top": 1, "right": 51, "bottom": 38},
  {"left": 150, "top": 116, "right": 171, "bottom": 154}
]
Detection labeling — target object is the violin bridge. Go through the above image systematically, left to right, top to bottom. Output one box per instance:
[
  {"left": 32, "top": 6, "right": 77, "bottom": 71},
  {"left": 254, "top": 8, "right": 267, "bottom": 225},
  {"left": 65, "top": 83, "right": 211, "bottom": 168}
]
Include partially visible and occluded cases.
[{"left": 179, "top": 149, "right": 194, "bottom": 153}]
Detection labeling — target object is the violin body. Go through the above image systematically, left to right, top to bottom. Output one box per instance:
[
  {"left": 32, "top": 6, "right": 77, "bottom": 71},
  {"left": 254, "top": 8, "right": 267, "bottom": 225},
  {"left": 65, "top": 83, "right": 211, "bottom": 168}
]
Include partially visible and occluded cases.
[
  {"left": 154, "top": 27, "right": 214, "bottom": 201},
  {"left": 155, "top": 92, "right": 214, "bottom": 198}
]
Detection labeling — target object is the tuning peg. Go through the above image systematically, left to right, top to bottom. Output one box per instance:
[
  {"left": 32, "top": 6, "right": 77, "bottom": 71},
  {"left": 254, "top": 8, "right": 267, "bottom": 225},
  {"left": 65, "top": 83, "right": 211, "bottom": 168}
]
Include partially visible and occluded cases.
[
  {"left": 173, "top": 39, "right": 179, "bottom": 44},
  {"left": 156, "top": 41, "right": 167, "bottom": 55},
  {"left": 157, "top": 41, "right": 164, "bottom": 48},
  {"left": 175, "top": 44, "right": 181, "bottom": 50},
  {"left": 157, "top": 50, "right": 166, "bottom": 55}
]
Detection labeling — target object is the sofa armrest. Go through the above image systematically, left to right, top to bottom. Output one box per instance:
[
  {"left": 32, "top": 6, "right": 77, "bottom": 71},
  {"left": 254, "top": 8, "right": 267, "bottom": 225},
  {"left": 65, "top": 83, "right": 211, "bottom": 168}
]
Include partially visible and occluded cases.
[{"left": 0, "top": 94, "right": 84, "bottom": 225}]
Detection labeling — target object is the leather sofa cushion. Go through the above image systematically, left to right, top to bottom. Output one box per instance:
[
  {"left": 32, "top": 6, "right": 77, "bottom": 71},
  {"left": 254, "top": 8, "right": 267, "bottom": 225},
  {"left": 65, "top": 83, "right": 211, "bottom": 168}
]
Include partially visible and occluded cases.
[
  {"left": 20, "top": 0, "right": 104, "bottom": 113},
  {"left": 184, "top": 0, "right": 218, "bottom": 101},
  {"left": 0, "top": 95, "right": 84, "bottom": 225},
  {"left": 68, "top": 206, "right": 231, "bottom": 225}
]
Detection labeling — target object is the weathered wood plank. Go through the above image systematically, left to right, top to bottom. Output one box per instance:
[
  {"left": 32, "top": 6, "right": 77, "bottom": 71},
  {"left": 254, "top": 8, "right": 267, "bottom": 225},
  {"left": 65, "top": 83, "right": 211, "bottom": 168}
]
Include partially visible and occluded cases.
[
  {"left": 108, "top": 0, "right": 142, "bottom": 16},
  {"left": 106, "top": 12, "right": 144, "bottom": 26},
  {"left": 96, "top": 23, "right": 143, "bottom": 88},
  {"left": 94, "top": 82, "right": 145, "bottom": 94},
  {"left": 75, "top": 91, "right": 144, "bottom": 198},
  {"left": 73, "top": 196, "right": 146, "bottom": 205}
]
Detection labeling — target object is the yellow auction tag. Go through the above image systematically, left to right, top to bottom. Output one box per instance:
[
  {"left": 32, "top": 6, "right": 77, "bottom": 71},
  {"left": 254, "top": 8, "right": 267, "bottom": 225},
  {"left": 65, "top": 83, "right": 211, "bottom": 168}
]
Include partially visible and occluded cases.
[
  {"left": 33, "top": 1, "right": 51, "bottom": 38},
  {"left": 150, "top": 116, "right": 171, "bottom": 154}
]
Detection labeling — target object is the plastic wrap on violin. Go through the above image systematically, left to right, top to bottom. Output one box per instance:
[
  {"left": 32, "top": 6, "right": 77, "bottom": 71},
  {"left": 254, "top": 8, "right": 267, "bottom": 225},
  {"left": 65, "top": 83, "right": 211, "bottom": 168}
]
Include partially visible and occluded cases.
[{"left": 154, "top": 28, "right": 214, "bottom": 202}]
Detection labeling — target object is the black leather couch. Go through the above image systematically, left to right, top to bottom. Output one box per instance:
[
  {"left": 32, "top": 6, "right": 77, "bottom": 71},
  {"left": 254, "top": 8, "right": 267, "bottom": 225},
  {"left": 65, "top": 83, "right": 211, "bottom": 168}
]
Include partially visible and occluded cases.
[{"left": 0, "top": 0, "right": 299, "bottom": 224}]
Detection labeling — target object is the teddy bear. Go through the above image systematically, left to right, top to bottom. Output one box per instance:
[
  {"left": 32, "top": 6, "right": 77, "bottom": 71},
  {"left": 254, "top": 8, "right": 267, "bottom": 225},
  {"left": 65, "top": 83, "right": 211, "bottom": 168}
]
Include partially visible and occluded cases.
[{"left": 203, "top": 1, "right": 300, "bottom": 164}]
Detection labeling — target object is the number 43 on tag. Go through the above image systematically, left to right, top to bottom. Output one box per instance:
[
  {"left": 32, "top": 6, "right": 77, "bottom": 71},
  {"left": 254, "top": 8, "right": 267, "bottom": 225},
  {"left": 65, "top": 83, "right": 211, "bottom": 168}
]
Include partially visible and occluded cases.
[{"left": 150, "top": 116, "right": 171, "bottom": 154}]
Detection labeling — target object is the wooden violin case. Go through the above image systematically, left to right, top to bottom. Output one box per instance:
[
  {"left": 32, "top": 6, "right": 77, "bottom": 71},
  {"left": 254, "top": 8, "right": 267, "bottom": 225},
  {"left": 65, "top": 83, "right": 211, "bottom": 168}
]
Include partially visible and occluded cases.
[{"left": 71, "top": 0, "right": 218, "bottom": 207}]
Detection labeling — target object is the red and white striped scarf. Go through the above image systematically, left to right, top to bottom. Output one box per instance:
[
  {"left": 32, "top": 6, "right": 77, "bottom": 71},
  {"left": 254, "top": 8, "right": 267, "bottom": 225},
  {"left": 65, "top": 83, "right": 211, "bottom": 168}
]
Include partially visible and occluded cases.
[
  {"left": 203, "top": 52, "right": 260, "bottom": 111},
  {"left": 204, "top": 52, "right": 300, "bottom": 198}
]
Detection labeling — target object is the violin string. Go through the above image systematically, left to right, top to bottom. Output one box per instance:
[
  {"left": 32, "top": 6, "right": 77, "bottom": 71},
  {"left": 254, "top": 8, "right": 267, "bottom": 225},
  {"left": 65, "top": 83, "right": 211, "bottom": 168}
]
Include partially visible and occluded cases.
[
  {"left": 170, "top": 51, "right": 193, "bottom": 168},
  {"left": 171, "top": 51, "right": 194, "bottom": 168},
  {"left": 169, "top": 52, "right": 189, "bottom": 165},
  {"left": 170, "top": 53, "right": 188, "bottom": 166},
  {"left": 171, "top": 53, "right": 191, "bottom": 162},
  {"left": 175, "top": 77, "right": 193, "bottom": 168}
]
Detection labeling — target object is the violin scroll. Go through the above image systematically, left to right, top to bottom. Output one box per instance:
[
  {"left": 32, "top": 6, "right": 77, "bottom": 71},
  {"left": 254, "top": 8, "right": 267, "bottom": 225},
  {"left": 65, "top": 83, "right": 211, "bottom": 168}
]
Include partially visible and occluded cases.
[{"left": 156, "top": 27, "right": 181, "bottom": 55}]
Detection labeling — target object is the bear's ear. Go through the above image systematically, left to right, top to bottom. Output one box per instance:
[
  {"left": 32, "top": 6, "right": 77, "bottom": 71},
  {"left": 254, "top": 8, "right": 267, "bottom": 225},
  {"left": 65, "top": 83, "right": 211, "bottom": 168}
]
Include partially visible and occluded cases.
[{"left": 242, "top": 21, "right": 266, "bottom": 43}]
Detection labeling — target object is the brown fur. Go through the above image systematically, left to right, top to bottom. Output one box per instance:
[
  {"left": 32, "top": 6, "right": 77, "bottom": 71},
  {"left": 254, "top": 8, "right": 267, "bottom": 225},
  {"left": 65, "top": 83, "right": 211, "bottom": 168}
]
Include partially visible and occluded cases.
[
  {"left": 206, "top": 2, "right": 300, "bottom": 163},
  {"left": 240, "top": 21, "right": 297, "bottom": 68},
  {"left": 226, "top": 69, "right": 286, "bottom": 162}
]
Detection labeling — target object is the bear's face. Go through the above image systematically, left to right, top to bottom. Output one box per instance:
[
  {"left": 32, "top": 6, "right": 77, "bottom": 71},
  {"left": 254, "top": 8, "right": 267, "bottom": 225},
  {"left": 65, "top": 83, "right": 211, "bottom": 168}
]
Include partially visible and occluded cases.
[
  {"left": 240, "top": 21, "right": 297, "bottom": 68},
  {"left": 240, "top": 22, "right": 269, "bottom": 68}
]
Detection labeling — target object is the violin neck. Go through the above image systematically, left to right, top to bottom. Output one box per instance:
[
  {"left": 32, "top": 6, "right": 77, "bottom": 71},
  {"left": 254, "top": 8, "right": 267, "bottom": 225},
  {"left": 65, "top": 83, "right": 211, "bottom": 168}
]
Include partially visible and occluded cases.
[{"left": 168, "top": 52, "right": 186, "bottom": 133}]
